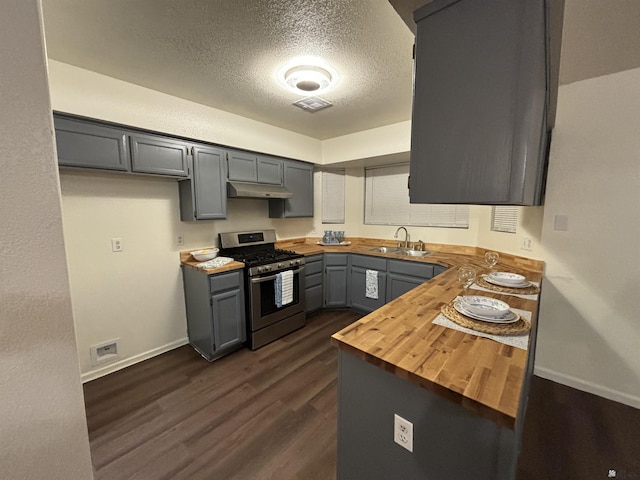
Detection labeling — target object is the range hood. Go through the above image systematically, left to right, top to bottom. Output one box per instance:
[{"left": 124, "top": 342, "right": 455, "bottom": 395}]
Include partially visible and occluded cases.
[{"left": 227, "top": 181, "right": 293, "bottom": 199}]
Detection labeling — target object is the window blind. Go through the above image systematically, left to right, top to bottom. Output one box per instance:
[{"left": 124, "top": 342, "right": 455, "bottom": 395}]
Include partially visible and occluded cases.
[
  {"left": 365, "top": 164, "right": 469, "bottom": 228},
  {"left": 322, "top": 169, "right": 345, "bottom": 224},
  {"left": 491, "top": 206, "right": 519, "bottom": 233}
]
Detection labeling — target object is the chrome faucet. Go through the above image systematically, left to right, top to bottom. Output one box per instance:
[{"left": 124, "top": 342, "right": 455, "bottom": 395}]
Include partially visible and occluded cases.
[{"left": 394, "top": 226, "right": 409, "bottom": 248}]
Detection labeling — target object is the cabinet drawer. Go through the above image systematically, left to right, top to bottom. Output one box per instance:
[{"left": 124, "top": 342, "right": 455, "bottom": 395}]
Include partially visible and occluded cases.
[
  {"left": 325, "top": 253, "right": 348, "bottom": 266},
  {"left": 351, "top": 254, "right": 387, "bottom": 271},
  {"left": 305, "top": 258, "right": 323, "bottom": 276},
  {"left": 388, "top": 260, "right": 434, "bottom": 279},
  {"left": 209, "top": 270, "right": 242, "bottom": 293},
  {"left": 306, "top": 272, "right": 323, "bottom": 288}
]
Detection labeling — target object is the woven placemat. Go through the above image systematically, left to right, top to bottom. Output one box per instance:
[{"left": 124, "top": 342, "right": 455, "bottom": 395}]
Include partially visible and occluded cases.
[
  {"left": 476, "top": 276, "right": 540, "bottom": 295},
  {"left": 441, "top": 304, "right": 531, "bottom": 336}
]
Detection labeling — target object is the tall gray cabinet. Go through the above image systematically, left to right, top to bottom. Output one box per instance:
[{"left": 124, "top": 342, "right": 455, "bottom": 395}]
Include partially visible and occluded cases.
[
  {"left": 410, "top": 0, "right": 559, "bottom": 205},
  {"left": 179, "top": 145, "right": 227, "bottom": 221},
  {"left": 269, "top": 160, "right": 314, "bottom": 218}
]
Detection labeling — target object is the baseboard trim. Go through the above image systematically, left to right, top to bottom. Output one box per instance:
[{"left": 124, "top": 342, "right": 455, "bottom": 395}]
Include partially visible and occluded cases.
[
  {"left": 81, "top": 337, "right": 189, "bottom": 383},
  {"left": 534, "top": 366, "right": 640, "bottom": 409}
]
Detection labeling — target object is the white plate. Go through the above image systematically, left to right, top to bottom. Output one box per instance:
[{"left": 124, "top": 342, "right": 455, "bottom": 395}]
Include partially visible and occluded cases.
[
  {"left": 316, "top": 241, "right": 351, "bottom": 246},
  {"left": 489, "top": 272, "right": 526, "bottom": 285},
  {"left": 483, "top": 274, "right": 531, "bottom": 288},
  {"left": 461, "top": 295, "right": 510, "bottom": 317},
  {"left": 453, "top": 300, "right": 519, "bottom": 323}
]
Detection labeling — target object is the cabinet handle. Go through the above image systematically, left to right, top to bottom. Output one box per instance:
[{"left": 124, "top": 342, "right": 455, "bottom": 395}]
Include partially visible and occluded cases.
[{"left": 249, "top": 267, "right": 305, "bottom": 283}]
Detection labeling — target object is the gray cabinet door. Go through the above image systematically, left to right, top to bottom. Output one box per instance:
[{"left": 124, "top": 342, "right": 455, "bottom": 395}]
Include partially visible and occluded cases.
[
  {"left": 410, "top": 0, "right": 549, "bottom": 205},
  {"left": 54, "top": 115, "right": 129, "bottom": 171},
  {"left": 129, "top": 133, "right": 189, "bottom": 177},
  {"left": 179, "top": 145, "right": 227, "bottom": 221},
  {"left": 193, "top": 146, "right": 227, "bottom": 220},
  {"left": 227, "top": 151, "right": 258, "bottom": 182},
  {"left": 257, "top": 156, "right": 283, "bottom": 185},
  {"left": 269, "top": 160, "right": 314, "bottom": 218},
  {"left": 305, "top": 254, "right": 324, "bottom": 313},
  {"left": 324, "top": 266, "right": 348, "bottom": 307},
  {"left": 350, "top": 267, "right": 387, "bottom": 313},
  {"left": 386, "top": 273, "right": 424, "bottom": 302},
  {"left": 211, "top": 288, "right": 246, "bottom": 351}
]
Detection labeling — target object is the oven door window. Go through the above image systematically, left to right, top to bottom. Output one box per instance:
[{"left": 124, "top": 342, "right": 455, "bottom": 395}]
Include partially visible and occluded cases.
[{"left": 259, "top": 271, "right": 301, "bottom": 316}]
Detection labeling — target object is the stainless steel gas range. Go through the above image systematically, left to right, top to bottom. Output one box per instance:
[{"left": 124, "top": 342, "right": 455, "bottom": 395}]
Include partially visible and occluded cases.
[{"left": 219, "top": 230, "right": 306, "bottom": 350}]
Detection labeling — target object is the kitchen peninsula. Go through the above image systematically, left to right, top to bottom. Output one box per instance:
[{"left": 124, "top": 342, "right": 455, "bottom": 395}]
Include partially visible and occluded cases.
[{"left": 279, "top": 238, "right": 543, "bottom": 480}]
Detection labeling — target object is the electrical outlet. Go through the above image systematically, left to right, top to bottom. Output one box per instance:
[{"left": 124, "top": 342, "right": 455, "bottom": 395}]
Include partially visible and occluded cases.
[
  {"left": 177, "top": 234, "right": 184, "bottom": 246},
  {"left": 111, "top": 237, "right": 123, "bottom": 252},
  {"left": 520, "top": 237, "right": 533, "bottom": 251},
  {"left": 90, "top": 338, "right": 121, "bottom": 366},
  {"left": 394, "top": 414, "right": 413, "bottom": 452}
]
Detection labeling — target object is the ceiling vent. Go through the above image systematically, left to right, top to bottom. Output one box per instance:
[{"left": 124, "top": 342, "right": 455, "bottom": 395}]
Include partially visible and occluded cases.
[{"left": 292, "top": 96, "right": 333, "bottom": 113}]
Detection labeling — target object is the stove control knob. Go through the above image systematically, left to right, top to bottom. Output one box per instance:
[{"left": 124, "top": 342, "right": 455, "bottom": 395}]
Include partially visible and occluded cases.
[
  {"left": 296, "top": 259, "right": 302, "bottom": 265},
  {"left": 289, "top": 260, "right": 295, "bottom": 266},
  {"left": 278, "top": 263, "right": 284, "bottom": 269},
  {"left": 264, "top": 265, "right": 271, "bottom": 271},
  {"left": 257, "top": 266, "right": 263, "bottom": 273}
]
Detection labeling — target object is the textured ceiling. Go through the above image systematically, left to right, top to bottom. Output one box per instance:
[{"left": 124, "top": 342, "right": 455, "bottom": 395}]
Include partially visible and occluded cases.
[
  {"left": 42, "top": 0, "right": 415, "bottom": 140},
  {"left": 42, "top": 0, "right": 640, "bottom": 141},
  {"left": 389, "top": 0, "right": 640, "bottom": 85}
]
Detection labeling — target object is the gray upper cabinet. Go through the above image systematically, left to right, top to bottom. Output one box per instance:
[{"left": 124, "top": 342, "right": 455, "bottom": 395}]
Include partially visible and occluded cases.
[
  {"left": 410, "top": 0, "right": 557, "bottom": 205},
  {"left": 54, "top": 115, "right": 129, "bottom": 171},
  {"left": 129, "top": 133, "right": 189, "bottom": 177},
  {"left": 179, "top": 145, "right": 227, "bottom": 221},
  {"left": 227, "top": 151, "right": 258, "bottom": 182},
  {"left": 228, "top": 151, "right": 284, "bottom": 186},
  {"left": 257, "top": 156, "right": 283, "bottom": 185},
  {"left": 269, "top": 160, "right": 314, "bottom": 218}
]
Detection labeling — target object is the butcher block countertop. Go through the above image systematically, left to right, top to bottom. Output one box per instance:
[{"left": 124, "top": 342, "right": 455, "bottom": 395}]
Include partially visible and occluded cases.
[
  {"left": 278, "top": 237, "right": 544, "bottom": 428},
  {"left": 179, "top": 250, "right": 244, "bottom": 274}
]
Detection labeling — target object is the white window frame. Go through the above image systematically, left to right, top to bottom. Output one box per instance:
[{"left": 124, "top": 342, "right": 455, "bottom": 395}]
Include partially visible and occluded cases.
[
  {"left": 364, "top": 164, "right": 469, "bottom": 228},
  {"left": 321, "top": 168, "right": 345, "bottom": 224},
  {"left": 491, "top": 206, "right": 519, "bottom": 233}
]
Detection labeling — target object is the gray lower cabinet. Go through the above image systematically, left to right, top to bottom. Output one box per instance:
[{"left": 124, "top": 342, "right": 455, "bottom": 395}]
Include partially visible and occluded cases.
[
  {"left": 410, "top": 0, "right": 556, "bottom": 205},
  {"left": 54, "top": 115, "right": 129, "bottom": 171},
  {"left": 129, "top": 133, "right": 189, "bottom": 177},
  {"left": 179, "top": 145, "right": 227, "bottom": 220},
  {"left": 269, "top": 160, "right": 314, "bottom": 218},
  {"left": 324, "top": 253, "right": 349, "bottom": 308},
  {"left": 304, "top": 254, "right": 324, "bottom": 314},
  {"left": 350, "top": 255, "right": 388, "bottom": 314},
  {"left": 386, "top": 259, "right": 436, "bottom": 302},
  {"left": 182, "top": 267, "right": 246, "bottom": 361},
  {"left": 337, "top": 351, "right": 517, "bottom": 480}
]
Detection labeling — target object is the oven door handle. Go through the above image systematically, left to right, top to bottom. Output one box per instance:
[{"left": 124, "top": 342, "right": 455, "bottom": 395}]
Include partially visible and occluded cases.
[{"left": 249, "top": 266, "right": 305, "bottom": 283}]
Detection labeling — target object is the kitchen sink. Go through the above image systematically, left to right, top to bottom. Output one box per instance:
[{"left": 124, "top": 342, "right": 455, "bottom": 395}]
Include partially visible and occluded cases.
[
  {"left": 368, "top": 246, "right": 400, "bottom": 253},
  {"left": 395, "top": 249, "right": 432, "bottom": 257}
]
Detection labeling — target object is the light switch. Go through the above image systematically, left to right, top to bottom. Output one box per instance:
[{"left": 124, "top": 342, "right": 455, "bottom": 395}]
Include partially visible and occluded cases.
[{"left": 554, "top": 215, "right": 569, "bottom": 231}]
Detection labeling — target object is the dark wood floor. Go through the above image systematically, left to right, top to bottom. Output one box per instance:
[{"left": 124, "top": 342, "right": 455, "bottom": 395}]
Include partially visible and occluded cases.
[
  {"left": 83, "top": 309, "right": 360, "bottom": 480},
  {"left": 84, "top": 310, "right": 640, "bottom": 479}
]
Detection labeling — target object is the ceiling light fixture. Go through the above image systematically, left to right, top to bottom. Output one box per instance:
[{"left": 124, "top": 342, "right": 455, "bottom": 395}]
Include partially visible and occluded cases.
[
  {"left": 277, "top": 58, "right": 338, "bottom": 95},
  {"left": 285, "top": 65, "right": 332, "bottom": 93}
]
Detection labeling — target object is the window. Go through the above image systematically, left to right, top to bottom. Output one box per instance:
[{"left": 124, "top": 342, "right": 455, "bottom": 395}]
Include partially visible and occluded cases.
[
  {"left": 364, "top": 164, "right": 469, "bottom": 228},
  {"left": 322, "top": 169, "right": 345, "bottom": 224},
  {"left": 491, "top": 206, "right": 519, "bottom": 233}
]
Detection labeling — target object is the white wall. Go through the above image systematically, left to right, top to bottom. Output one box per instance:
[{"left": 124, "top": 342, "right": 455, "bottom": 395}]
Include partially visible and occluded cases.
[
  {"left": 0, "top": 1, "right": 94, "bottom": 478},
  {"left": 49, "top": 62, "right": 317, "bottom": 379},
  {"left": 535, "top": 68, "right": 640, "bottom": 408}
]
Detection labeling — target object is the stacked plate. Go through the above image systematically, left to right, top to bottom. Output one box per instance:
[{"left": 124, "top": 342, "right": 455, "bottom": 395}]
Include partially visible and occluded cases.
[
  {"left": 484, "top": 271, "right": 531, "bottom": 288},
  {"left": 454, "top": 295, "right": 519, "bottom": 324}
]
